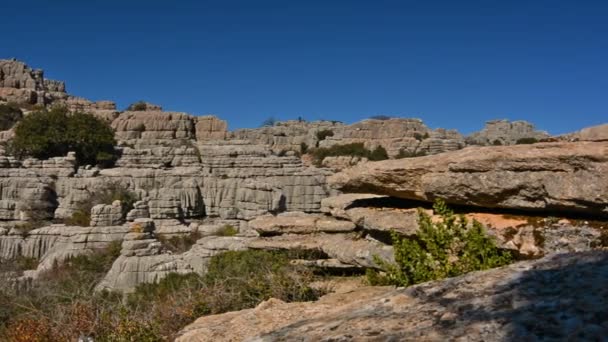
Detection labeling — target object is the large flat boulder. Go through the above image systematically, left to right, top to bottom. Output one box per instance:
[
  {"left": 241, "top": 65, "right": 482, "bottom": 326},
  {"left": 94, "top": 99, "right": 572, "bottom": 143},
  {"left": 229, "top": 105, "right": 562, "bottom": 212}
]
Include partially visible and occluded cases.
[
  {"left": 329, "top": 141, "right": 608, "bottom": 217},
  {"left": 177, "top": 251, "right": 608, "bottom": 341}
]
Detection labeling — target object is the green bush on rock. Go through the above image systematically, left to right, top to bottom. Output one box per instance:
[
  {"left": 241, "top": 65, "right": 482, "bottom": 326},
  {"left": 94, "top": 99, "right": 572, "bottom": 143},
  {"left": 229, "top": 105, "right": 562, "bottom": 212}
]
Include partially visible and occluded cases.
[
  {"left": 0, "top": 103, "right": 23, "bottom": 130},
  {"left": 8, "top": 106, "right": 117, "bottom": 166},
  {"left": 368, "top": 199, "right": 513, "bottom": 287}
]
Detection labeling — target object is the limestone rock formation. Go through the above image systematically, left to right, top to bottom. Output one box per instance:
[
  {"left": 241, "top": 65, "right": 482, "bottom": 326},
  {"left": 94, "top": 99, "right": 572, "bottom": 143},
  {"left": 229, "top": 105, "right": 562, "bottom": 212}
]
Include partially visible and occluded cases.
[
  {"left": 319, "top": 118, "right": 465, "bottom": 157},
  {"left": 467, "top": 119, "right": 549, "bottom": 145},
  {"left": 230, "top": 120, "right": 343, "bottom": 153},
  {"left": 329, "top": 141, "right": 608, "bottom": 216},
  {"left": 90, "top": 201, "right": 125, "bottom": 227},
  {"left": 249, "top": 212, "right": 356, "bottom": 235},
  {"left": 177, "top": 251, "right": 608, "bottom": 341}
]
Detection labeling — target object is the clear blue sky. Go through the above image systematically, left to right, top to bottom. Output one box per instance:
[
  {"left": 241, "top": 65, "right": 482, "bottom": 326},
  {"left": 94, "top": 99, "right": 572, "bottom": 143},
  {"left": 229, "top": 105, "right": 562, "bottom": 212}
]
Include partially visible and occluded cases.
[{"left": 2, "top": 0, "right": 606, "bottom": 134}]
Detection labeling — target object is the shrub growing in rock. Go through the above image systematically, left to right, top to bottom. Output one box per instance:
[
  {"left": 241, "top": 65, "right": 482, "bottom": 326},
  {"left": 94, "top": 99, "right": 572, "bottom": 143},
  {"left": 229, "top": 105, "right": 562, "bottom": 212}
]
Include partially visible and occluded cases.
[
  {"left": 127, "top": 101, "right": 148, "bottom": 111},
  {"left": 0, "top": 103, "right": 23, "bottom": 130},
  {"left": 9, "top": 106, "right": 116, "bottom": 166},
  {"left": 315, "top": 129, "right": 334, "bottom": 143},
  {"left": 516, "top": 137, "right": 539, "bottom": 145},
  {"left": 310, "top": 142, "right": 389, "bottom": 166},
  {"left": 395, "top": 148, "right": 427, "bottom": 159},
  {"left": 368, "top": 199, "right": 513, "bottom": 287}
]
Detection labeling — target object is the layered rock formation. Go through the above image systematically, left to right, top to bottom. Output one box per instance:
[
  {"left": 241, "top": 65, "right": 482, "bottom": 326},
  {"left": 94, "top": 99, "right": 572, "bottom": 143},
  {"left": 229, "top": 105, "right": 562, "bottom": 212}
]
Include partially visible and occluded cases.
[
  {"left": 319, "top": 118, "right": 465, "bottom": 157},
  {"left": 467, "top": 119, "right": 550, "bottom": 145},
  {"left": 329, "top": 141, "right": 608, "bottom": 217},
  {"left": 177, "top": 251, "right": 608, "bottom": 341}
]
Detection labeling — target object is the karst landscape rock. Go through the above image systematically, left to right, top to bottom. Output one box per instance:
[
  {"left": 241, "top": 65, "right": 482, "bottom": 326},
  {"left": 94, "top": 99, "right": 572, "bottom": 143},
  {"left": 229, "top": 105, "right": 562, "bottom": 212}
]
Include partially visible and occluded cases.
[{"left": 1, "top": 59, "right": 607, "bottom": 341}]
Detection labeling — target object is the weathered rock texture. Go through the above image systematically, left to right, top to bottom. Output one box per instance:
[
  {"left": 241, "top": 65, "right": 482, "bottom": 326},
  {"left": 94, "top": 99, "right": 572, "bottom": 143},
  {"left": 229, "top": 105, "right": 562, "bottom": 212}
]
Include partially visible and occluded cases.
[
  {"left": 0, "top": 59, "right": 116, "bottom": 118},
  {"left": 319, "top": 118, "right": 465, "bottom": 157},
  {"left": 467, "top": 119, "right": 549, "bottom": 145},
  {"left": 230, "top": 120, "right": 344, "bottom": 154},
  {"left": 330, "top": 141, "right": 608, "bottom": 217},
  {"left": 177, "top": 251, "right": 608, "bottom": 341}
]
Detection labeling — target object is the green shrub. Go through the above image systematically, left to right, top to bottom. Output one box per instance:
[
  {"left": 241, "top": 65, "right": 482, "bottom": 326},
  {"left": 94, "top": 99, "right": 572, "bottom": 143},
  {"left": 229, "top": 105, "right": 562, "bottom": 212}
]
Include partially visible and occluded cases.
[
  {"left": 127, "top": 101, "right": 148, "bottom": 111},
  {"left": 0, "top": 103, "right": 23, "bottom": 130},
  {"left": 9, "top": 107, "right": 116, "bottom": 166},
  {"left": 369, "top": 115, "right": 393, "bottom": 120},
  {"left": 261, "top": 117, "right": 277, "bottom": 127},
  {"left": 315, "top": 129, "right": 334, "bottom": 143},
  {"left": 516, "top": 137, "right": 539, "bottom": 145},
  {"left": 492, "top": 139, "right": 503, "bottom": 146},
  {"left": 300, "top": 142, "right": 309, "bottom": 154},
  {"left": 310, "top": 142, "right": 375, "bottom": 166},
  {"left": 368, "top": 145, "right": 389, "bottom": 161},
  {"left": 395, "top": 148, "right": 427, "bottom": 159},
  {"left": 97, "top": 182, "right": 137, "bottom": 213},
  {"left": 368, "top": 199, "right": 513, "bottom": 287},
  {"left": 65, "top": 209, "right": 92, "bottom": 227},
  {"left": 216, "top": 224, "right": 238, "bottom": 236},
  {"left": 157, "top": 231, "right": 202, "bottom": 253},
  {"left": 201, "top": 250, "right": 320, "bottom": 313}
]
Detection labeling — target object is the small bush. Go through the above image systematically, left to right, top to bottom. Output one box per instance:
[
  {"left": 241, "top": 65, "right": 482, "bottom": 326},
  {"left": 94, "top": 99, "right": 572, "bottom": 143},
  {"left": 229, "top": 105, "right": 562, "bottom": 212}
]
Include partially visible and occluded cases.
[
  {"left": 127, "top": 101, "right": 148, "bottom": 111},
  {"left": 0, "top": 103, "right": 23, "bottom": 130},
  {"left": 8, "top": 107, "right": 116, "bottom": 166},
  {"left": 369, "top": 115, "right": 393, "bottom": 120},
  {"left": 261, "top": 117, "right": 277, "bottom": 127},
  {"left": 315, "top": 129, "right": 334, "bottom": 143},
  {"left": 516, "top": 137, "right": 539, "bottom": 145},
  {"left": 492, "top": 139, "right": 503, "bottom": 146},
  {"left": 300, "top": 142, "right": 309, "bottom": 155},
  {"left": 310, "top": 142, "right": 379, "bottom": 167},
  {"left": 368, "top": 146, "right": 389, "bottom": 161},
  {"left": 395, "top": 148, "right": 427, "bottom": 159},
  {"left": 97, "top": 182, "right": 137, "bottom": 214},
  {"left": 368, "top": 199, "right": 513, "bottom": 287},
  {"left": 65, "top": 209, "right": 92, "bottom": 227},
  {"left": 216, "top": 224, "right": 238, "bottom": 236},
  {"left": 158, "top": 231, "right": 202, "bottom": 253}
]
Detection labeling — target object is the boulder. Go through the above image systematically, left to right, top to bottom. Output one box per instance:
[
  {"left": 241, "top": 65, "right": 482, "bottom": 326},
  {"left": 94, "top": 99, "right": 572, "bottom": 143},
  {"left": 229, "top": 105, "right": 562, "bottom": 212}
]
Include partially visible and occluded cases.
[
  {"left": 329, "top": 141, "right": 608, "bottom": 217},
  {"left": 177, "top": 251, "right": 608, "bottom": 341}
]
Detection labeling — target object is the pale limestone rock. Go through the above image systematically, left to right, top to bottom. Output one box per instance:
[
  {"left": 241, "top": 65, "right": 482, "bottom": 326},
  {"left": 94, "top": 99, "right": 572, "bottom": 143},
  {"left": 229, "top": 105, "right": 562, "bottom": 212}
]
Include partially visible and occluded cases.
[
  {"left": 467, "top": 119, "right": 549, "bottom": 145},
  {"left": 329, "top": 141, "right": 608, "bottom": 217},
  {"left": 90, "top": 201, "right": 124, "bottom": 227},
  {"left": 249, "top": 212, "right": 355, "bottom": 235},
  {"left": 177, "top": 251, "right": 608, "bottom": 342}
]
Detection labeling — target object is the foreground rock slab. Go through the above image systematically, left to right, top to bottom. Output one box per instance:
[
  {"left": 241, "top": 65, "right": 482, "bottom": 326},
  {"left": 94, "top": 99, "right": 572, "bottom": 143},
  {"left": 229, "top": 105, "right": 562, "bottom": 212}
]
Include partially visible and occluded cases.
[
  {"left": 329, "top": 141, "right": 608, "bottom": 217},
  {"left": 177, "top": 251, "right": 608, "bottom": 341}
]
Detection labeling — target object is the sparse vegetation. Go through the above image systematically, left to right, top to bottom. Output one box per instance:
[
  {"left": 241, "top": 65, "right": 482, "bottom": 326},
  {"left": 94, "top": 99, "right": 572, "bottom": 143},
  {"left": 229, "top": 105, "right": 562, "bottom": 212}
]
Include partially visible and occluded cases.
[
  {"left": 127, "top": 101, "right": 148, "bottom": 111},
  {"left": 0, "top": 103, "right": 23, "bottom": 130},
  {"left": 8, "top": 106, "right": 117, "bottom": 166},
  {"left": 369, "top": 115, "right": 393, "bottom": 120},
  {"left": 261, "top": 116, "right": 277, "bottom": 127},
  {"left": 315, "top": 129, "right": 334, "bottom": 143},
  {"left": 413, "top": 132, "right": 430, "bottom": 141},
  {"left": 516, "top": 137, "right": 539, "bottom": 145},
  {"left": 492, "top": 139, "right": 503, "bottom": 146},
  {"left": 300, "top": 142, "right": 309, "bottom": 154},
  {"left": 309, "top": 142, "right": 389, "bottom": 167},
  {"left": 395, "top": 148, "right": 427, "bottom": 159},
  {"left": 64, "top": 182, "right": 137, "bottom": 227},
  {"left": 367, "top": 199, "right": 513, "bottom": 287},
  {"left": 216, "top": 224, "right": 238, "bottom": 236},
  {"left": 157, "top": 231, "right": 203, "bottom": 253},
  {"left": 0, "top": 248, "right": 322, "bottom": 341}
]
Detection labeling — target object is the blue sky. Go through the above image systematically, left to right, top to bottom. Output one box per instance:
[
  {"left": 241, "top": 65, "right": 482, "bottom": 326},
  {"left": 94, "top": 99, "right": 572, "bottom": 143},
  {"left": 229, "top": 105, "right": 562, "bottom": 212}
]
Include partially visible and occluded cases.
[{"left": 1, "top": 0, "right": 606, "bottom": 134}]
